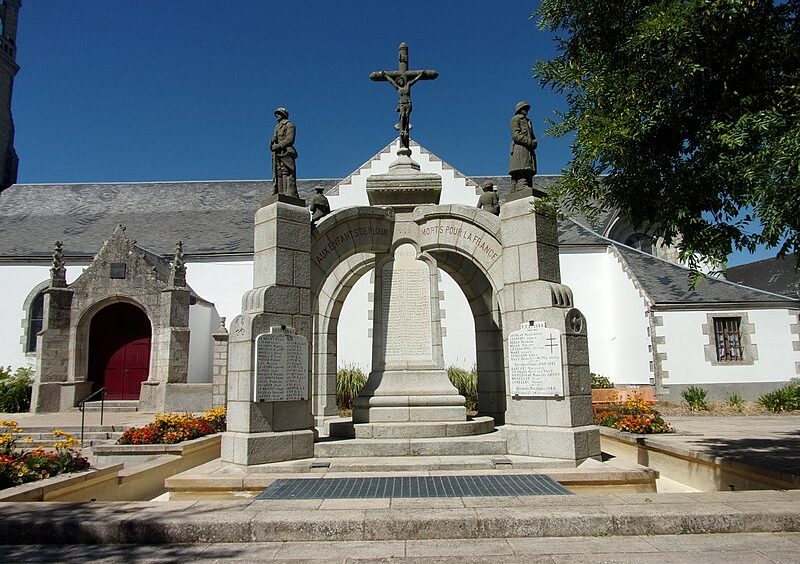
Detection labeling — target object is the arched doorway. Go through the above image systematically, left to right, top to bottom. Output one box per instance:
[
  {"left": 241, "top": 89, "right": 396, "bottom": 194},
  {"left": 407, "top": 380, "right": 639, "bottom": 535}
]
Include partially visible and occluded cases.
[{"left": 88, "top": 302, "right": 151, "bottom": 400}]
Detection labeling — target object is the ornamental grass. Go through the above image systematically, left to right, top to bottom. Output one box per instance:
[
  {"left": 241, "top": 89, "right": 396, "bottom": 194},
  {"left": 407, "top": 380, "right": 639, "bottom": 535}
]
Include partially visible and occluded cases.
[
  {"left": 594, "top": 394, "right": 674, "bottom": 434},
  {"left": 116, "top": 407, "right": 226, "bottom": 445},
  {"left": 0, "top": 420, "right": 89, "bottom": 490}
]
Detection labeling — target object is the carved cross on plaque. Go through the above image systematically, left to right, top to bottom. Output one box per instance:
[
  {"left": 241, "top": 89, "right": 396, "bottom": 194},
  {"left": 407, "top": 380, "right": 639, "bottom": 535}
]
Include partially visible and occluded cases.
[
  {"left": 370, "top": 42, "right": 438, "bottom": 155},
  {"left": 546, "top": 335, "right": 559, "bottom": 354}
]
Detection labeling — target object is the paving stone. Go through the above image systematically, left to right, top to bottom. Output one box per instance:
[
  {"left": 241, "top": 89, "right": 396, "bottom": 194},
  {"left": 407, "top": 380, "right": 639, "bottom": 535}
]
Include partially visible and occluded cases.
[
  {"left": 508, "top": 535, "right": 658, "bottom": 555},
  {"left": 406, "top": 538, "right": 515, "bottom": 557},
  {"left": 275, "top": 540, "right": 405, "bottom": 559},
  {"left": 548, "top": 551, "right": 775, "bottom": 564}
]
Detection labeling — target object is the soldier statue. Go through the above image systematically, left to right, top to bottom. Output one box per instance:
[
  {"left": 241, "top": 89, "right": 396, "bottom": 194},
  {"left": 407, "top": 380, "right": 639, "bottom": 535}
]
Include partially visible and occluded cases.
[
  {"left": 509, "top": 101, "right": 537, "bottom": 192},
  {"left": 270, "top": 107, "right": 298, "bottom": 197},
  {"left": 476, "top": 181, "right": 500, "bottom": 215},
  {"left": 309, "top": 185, "right": 331, "bottom": 225}
]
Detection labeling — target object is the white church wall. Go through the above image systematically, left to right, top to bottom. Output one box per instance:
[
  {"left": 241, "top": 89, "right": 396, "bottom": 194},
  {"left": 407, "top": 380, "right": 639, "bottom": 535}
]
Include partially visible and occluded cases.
[
  {"left": 560, "top": 248, "right": 652, "bottom": 386},
  {"left": 185, "top": 259, "right": 253, "bottom": 330},
  {"left": 0, "top": 263, "right": 82, "bottom": 370},
  {"left": 187, "top": 300, "right": 219, "bottom": 383},
  {"left": 658, "top": 308, "right": 799, "bottom": 386}
]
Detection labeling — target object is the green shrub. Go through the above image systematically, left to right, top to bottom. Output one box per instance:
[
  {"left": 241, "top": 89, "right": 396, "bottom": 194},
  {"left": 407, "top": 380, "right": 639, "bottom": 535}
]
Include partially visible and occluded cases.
[
  {"left": 336, "top": 364, "right": 366, "bottom": 411},
  {"left": 447, "top": 366, "right": 478, "bottom": 412},
  {"left": 0, "top": 367, "right": 33, "bottom": 413},
  {"left": 590, "top": 373, "right": 614, "bottom": 389},
  {"left": 758, "top": 384, "right": 800, "bottom": 413},
  {"left": 681, "top": 385, "right": 709, "bottom": 411},
  {"left": 725, "top": 393, "right": 745, "bottom": 412}
]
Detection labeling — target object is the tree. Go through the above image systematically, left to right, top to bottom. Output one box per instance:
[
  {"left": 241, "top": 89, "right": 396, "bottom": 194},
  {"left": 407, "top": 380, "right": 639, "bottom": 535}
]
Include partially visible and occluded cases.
[{"left": 534, "top": 0, "right": 799, "bottom": 275}]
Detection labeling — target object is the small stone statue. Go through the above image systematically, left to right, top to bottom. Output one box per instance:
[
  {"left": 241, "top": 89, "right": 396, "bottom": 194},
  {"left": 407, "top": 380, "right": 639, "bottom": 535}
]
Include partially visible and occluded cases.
[
  {"left": 509, "top": 101, "right": 538, "bottom": 192},
  {"left": 270, "top": 107, "right": 298, "bottom": 197},
  {"left": 476, "top": 181, "right": 500, "bottom": 215},
  {"left": 309, "top": 185, "right": 331, "bottom": 225},
  {"left": 50, "top": 240, "right": 67, "bottom": 288},
  {"left": 170, "top": 240, "right": 187, "bottom": 287}
]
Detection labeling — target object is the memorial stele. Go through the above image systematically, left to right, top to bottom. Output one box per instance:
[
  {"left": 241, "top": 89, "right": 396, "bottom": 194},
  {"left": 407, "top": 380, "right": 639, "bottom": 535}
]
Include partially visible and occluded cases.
[{"left": 220, "top": 43, "right": 600, "bottom": 467}]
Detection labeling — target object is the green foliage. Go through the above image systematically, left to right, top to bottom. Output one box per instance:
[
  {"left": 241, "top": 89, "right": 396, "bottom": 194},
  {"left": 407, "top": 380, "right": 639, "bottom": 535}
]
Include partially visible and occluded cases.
[
  {"left": 534, "top": 0, "right": 800, "bottom": 275},
  {"left": 336, "top": 364, "right": 366, "bottom": 411},
  {"left": 447, "top": 366, "right": 478, "bottom": 412},
  {"left": 0, "top": 367, "right": 33, "bottom": 413},
  {"left": 590, "top": 373, "right": 614, "bottom": 389},
  {"left": 758, "top": 383, "right": 800, "bottom": 412},
  {"left": 681, "top": 385, "right": 709, "bottom": 411},
  {"left": 725, "top": 393, "right": 745, "bottom": 412}
]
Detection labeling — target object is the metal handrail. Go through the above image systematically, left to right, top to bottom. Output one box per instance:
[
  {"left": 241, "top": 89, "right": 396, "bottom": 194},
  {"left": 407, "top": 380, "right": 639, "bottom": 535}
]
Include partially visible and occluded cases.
[{"left": 78, "top": 387, "right": 105, "bottom": 446}]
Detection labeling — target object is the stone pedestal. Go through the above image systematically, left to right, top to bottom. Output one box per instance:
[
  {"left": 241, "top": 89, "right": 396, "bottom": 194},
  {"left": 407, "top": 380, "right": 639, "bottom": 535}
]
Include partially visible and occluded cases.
[
  {"left": 354, "top": 158, "right": 465, "bottom": 424},
  {"left": 221, "top": 195, "right": 315, "bottom": 466},
  {"left": 498, "top": 195, "right": 600, "bottom": 463}
]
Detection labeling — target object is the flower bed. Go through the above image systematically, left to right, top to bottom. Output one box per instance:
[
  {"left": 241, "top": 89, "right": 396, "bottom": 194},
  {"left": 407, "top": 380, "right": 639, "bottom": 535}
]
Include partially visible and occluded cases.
[
  {"left": 594, "top": 395, "right": 674, "bottom": 434},
  {"left": 116, "top": 407, "right": 226, "bottom": 445},
  {"left": 0, "top": 420, "right": 89, "bottom": 490}
]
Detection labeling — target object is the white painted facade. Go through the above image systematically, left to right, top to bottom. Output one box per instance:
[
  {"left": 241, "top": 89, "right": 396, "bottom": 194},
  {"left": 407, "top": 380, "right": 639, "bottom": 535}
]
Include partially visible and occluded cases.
[{"left": 658, "top": 308, "right": 799, "bottom": 385}]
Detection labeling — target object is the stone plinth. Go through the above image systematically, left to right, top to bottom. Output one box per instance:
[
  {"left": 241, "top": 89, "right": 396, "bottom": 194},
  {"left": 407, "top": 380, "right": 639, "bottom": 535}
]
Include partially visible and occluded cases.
[
  {"left": 366, "top": 155, "right": 442, "bottom": 209},
  {"left": 497, "top": 194, "right": 600, "bottom": 463},
  {"left": 221, "top": 196, "right": 315, "bottom": 466}
]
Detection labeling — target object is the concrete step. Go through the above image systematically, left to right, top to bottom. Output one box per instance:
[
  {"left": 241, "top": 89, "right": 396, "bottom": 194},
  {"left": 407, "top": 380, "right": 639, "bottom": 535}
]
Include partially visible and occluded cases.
[
  {"left": 329, "top": 416, "right": 495, "bottom": 439},
  {"left": 6, "top": 425, "right": 122, "bottom": 433},
  {"left": 314, "top": 434, "right": 508, "bottom": 458}
]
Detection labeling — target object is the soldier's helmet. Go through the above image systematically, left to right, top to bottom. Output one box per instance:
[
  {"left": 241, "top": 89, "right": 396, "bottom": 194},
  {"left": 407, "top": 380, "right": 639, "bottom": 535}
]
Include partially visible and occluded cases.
[
  {"left": 514, "top": 101, "right": 531, "bottom": 114},
  {"left": 274, "top": 107, "right": 289, "bottom": 119}
]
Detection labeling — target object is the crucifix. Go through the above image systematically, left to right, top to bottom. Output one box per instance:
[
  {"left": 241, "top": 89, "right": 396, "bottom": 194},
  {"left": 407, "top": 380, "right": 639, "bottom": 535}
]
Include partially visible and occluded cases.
[
  {"left": 370, "top": 42, "right": 438, "bottom": 155},
  {"left": 545, "top": 335, "right": 559, "bottom": 354}
]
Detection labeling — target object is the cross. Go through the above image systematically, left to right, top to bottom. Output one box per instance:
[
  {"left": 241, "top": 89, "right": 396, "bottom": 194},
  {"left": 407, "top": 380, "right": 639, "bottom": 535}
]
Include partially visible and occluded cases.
[
  {"left": 370, "top": 42, "right": 438, "bottom": 155},
  {"left": 545, "top": 335, "right": 559, "bottom": 354}
]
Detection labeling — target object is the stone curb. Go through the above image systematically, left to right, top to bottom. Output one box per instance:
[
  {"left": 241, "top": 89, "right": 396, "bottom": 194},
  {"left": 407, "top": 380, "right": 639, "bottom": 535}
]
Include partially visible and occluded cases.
[
  {"left": 600, "top": 427, "right": 800, "bottom": 488},
  {"left": 1, "top": 492, "right": 799, "bottom": 544}
]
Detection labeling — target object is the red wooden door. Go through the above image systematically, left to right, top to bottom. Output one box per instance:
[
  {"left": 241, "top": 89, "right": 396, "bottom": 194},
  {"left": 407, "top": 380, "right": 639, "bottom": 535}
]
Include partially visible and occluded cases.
[{"left": 88, "top": 303, "right": 151, "bottom": 400}]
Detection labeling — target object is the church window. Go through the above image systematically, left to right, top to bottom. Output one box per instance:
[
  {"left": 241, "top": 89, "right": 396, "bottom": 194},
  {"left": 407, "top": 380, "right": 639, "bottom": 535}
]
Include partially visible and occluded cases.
[
  {"left": 624, "top": 233, "right": 653, "bottom": 255},
  {"left": 25, "top": 291, "right": 44, "bottom": 353},
  {"left": 713, "top": 317, "right": 742, "bottom": 362}
]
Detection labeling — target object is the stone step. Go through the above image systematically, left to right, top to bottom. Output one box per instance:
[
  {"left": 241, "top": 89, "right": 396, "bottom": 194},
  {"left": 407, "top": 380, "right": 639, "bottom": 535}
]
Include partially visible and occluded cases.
[
  {"left": 82, "top": 400, "right": 138, "bottom": 412},
  {"left": 329, "top": 416, "right": 495, "bottom": 439},
  {"left": 8, "top": 425, "right": 123, "bottom": 433},
  {"left": 13, "top": 431, "right": 119, "bottom": 440},
  {"left": 314, "top": 434, "right": 508, "bottom": 458}
]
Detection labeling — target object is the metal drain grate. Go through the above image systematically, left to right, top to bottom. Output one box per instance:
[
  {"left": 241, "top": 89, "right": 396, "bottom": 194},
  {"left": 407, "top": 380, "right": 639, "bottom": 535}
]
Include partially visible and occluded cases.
[{"left": 255, "top": 474, "right": 571, "bottom": 500}]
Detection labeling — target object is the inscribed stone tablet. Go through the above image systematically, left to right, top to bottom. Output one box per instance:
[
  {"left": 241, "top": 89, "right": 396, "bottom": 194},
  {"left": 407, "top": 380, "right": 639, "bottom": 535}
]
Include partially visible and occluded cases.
[
  {"left": 382, "top": 244, "right": 433, "bottom": 363},
  {"left": 508, "top": 321, "right": 564, "bottom": 396},
  {"left": 254, "top": 326, "right": 308, "bottom": 402}
]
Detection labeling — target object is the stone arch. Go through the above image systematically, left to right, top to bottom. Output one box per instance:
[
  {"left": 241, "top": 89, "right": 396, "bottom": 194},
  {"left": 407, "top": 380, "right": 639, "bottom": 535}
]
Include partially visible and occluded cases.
[
  {"left": 309, "top": 203, "right": 509, "bottom": 424},
  {"left": 312, "top": 251, "right": 375, "bottom": 421},
  {"left": 72, "top": 295, "right": 155, "bottom": 390}
]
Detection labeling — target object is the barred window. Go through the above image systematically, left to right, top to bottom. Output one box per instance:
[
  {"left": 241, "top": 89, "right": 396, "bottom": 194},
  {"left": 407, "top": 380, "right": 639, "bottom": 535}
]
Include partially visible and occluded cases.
[{"left": 713, "top": 317, "right": 742, "bottom": 362}]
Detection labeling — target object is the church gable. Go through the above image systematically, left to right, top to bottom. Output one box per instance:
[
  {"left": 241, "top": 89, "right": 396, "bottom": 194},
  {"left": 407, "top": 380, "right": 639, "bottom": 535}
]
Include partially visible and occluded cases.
[{"left": 326, "top": 138, "right": 481, "bottom": 209}]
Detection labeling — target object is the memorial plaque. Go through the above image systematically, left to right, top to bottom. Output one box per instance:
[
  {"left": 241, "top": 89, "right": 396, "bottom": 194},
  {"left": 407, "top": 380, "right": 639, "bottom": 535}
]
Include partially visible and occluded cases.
[
  {"left": 382, "top": 244, "right": 433, "bottom": 362},
  {"left": 508, "top": 321, "right": 564, "bottom": 397},
  {"left": 254, "top": 326, "right": 308, "bottom": 402}
]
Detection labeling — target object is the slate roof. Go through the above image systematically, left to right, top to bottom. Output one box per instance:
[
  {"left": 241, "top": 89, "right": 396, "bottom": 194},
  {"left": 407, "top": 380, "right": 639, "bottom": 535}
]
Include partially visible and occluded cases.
[
  {"left": 565, "top": 220, "right": 798, "bottom": 307},
  {"left": 725, "top": 256, "right": 800, "bottom": 299}
]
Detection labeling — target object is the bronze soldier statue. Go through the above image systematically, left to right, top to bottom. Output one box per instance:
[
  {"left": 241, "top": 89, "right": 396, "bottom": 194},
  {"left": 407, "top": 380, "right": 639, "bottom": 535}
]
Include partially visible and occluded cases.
[
  {"left": 509, "top": 101, "right": 537, "bottom": 192},
  {"left": 270, "top": 107, "right": 298, "bottom": 197},
  {"left": 476, "top": 181, "right": 500, "bottom": 215},
  {"left": 309, "top": 185, "right": 330, "bottom": 225}
]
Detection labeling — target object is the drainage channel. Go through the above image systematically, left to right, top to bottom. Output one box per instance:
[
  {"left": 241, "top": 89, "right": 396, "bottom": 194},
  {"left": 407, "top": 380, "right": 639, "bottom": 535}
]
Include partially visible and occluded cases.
[{"left": 255, "top": 474, "right": 572, "bottom": 500}]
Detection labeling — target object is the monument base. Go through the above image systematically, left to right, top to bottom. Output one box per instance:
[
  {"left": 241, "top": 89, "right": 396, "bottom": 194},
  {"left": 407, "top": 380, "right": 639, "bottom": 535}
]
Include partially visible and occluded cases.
[
  {"left": 352, "top": 368, "right": 466, "bottom": 423},
  {"left": 501, "top": 424, "right": 601, "bottom": 462},
  {"left": 220, "top": 429, "right": 315, "bottom": 466}
]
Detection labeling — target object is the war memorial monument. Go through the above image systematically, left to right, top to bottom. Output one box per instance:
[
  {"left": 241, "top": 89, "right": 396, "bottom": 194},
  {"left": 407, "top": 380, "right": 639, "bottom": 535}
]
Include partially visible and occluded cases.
[{"left": 220, "top": 43, "right": 600, "bottom": 469}]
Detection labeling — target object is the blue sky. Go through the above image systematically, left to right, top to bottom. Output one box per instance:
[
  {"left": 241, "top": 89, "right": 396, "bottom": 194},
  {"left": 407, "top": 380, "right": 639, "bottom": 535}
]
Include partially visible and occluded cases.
[{"left": 11, "top": 1, "right": 771, "bottom": 265}]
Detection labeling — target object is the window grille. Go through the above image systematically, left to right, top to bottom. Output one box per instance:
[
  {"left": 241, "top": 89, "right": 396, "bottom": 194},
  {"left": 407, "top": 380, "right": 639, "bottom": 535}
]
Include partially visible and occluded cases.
[{"left": 713, "top": 317, "right": 742, "bottom": 361}]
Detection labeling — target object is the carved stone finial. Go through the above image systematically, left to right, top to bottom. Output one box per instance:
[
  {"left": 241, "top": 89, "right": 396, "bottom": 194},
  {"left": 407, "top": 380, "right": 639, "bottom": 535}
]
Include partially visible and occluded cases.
[
  {"left": 50, "top": 240, "right": 67, "bottom": 288},
  {"left": 169, "top": 240, "right": 187, "bottom": 287},
  {"left": 217, "top": 316, "right": 228, "bottom": 334}
]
